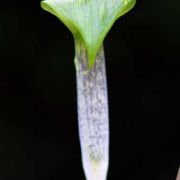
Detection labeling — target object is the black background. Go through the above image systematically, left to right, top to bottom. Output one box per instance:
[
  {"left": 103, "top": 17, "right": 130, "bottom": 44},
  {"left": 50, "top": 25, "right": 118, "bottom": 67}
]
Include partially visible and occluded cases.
[{"left": 0, "top": 0, "right": 180, "bottom": 179}]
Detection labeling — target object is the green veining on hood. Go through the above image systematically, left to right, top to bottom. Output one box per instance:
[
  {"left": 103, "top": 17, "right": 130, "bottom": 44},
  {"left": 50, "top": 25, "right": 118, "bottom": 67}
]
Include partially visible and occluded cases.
[{"left": 41, "top": 0, "right": 136, "bottom": 68}]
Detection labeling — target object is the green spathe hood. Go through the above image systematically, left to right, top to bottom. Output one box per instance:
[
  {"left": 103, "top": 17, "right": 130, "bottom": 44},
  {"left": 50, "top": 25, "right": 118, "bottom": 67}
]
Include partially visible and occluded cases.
[{"left": 41, "top": 0, "right": 136, "bottom": 68}]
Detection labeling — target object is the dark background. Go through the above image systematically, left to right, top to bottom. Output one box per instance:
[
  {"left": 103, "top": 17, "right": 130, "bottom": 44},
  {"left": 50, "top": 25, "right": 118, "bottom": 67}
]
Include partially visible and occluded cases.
[{"left": 0, "top": 0, "right": 179, "bottom": 179}]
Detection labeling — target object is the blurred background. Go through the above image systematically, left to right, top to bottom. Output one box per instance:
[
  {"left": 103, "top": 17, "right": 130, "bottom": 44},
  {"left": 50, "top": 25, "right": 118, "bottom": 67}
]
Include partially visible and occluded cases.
[{"left": 0, "top": 0, "right": 179, "bottom": 179}]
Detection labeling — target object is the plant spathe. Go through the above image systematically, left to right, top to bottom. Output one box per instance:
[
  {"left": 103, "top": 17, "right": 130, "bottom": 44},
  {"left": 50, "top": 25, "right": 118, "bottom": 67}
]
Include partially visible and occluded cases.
[{"left": 41, "top": 0, "right": 136, "bottom": 68}]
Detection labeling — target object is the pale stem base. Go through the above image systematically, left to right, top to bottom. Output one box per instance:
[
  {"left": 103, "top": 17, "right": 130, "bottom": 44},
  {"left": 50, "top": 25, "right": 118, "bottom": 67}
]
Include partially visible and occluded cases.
[{"left": 75, "top": 40, "right": 109, "bottom": 180}]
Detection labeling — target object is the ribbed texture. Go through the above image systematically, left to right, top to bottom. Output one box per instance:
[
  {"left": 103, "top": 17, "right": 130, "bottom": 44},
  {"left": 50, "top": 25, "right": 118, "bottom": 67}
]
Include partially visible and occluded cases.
[{"left": 41, "top": 0, "right": 136, "bottom": 67}]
